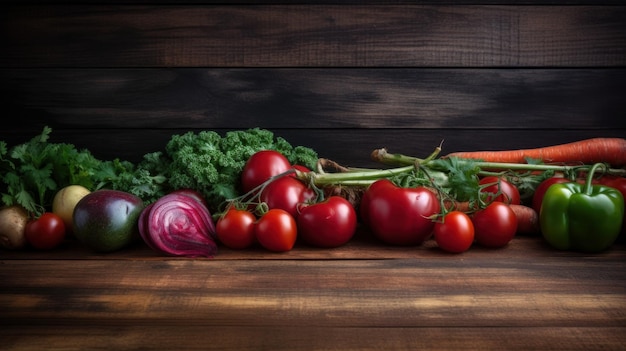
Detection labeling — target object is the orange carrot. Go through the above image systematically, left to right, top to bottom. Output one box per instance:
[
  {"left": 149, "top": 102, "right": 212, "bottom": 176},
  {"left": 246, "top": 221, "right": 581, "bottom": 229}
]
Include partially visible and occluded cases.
[
  {"left": 444, "top": 138, "right": 626, "bottom": 167},
  {"left": 443, "top": 200, "right": 478, "bottom": 212},
  {"left": 508, "top": 204, "right": 540, "bottom": 235}
]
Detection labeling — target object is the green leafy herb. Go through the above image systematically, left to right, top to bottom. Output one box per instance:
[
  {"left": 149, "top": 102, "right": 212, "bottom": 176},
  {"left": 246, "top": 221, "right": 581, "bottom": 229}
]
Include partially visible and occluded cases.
[
  {"left": 1, "top": 126, "right": 318, "bottom": 214},
  {"left": 1, "top": 126, "right": 109, "bottom": 215},
  {"left": 136, "top": 128, "right": 318, "bottom": 209}
]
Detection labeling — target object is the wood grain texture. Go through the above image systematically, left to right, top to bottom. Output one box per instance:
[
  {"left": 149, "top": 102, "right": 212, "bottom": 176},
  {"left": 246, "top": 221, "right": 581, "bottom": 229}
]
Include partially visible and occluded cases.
[
  {"left": 2, "top": 5, "right": 625, "bottom": 67},
  {"left": 2, "top": 68, "right": 624, "bottom": 163},
  {"left": 3, "top": 68, "right": 624, "bottom": 129},
  {"left": 2, "top": 237, "right": 625, "bottom": 350},
  {"left": 2, "top": 326, "right": 624, "bottom": 351}
]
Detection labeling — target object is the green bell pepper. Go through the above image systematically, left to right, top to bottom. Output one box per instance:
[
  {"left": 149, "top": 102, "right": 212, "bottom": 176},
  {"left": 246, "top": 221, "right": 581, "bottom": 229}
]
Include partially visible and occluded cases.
[{"left": 539, "top": 163, "right": 624, "bottom": 252}]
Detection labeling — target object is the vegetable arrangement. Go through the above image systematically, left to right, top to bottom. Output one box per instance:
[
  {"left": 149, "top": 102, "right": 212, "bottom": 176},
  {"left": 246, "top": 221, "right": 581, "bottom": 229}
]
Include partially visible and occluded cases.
[
  {"left": 1, "top": 127, "right": 625, "bottom": 256},
  {"left": 1, "top": 127, "right": 316, "bottom": 252}
]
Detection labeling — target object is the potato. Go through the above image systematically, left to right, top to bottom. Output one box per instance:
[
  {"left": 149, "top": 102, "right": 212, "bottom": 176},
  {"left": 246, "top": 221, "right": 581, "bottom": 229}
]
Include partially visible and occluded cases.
[
  {"left": 52, "top": 185, "right": 91, "bottom": 233},
  {"left": 0, "top": 205, "right": 29, "bottom": 249}
]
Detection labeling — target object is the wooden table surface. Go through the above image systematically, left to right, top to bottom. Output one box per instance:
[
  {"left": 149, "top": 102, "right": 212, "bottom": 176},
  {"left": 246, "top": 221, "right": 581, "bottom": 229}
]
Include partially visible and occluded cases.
[{"left": 2, "top": 229, "right": 625, "bottom": 351}]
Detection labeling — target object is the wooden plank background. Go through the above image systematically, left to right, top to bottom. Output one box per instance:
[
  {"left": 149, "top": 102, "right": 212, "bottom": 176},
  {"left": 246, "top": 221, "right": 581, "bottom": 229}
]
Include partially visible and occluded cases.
[
  {"left": 2, "top": 2, "right": 626, "bottom": 350},
  {"left": 1, "top": 3, "right": 625, "bottom": 167}
]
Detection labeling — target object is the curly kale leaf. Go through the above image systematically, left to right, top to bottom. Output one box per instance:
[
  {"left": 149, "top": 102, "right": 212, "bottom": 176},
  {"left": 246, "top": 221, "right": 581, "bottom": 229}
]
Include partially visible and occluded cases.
[{"left": 139, "top": 128, "right": 318, "bottom": 210}]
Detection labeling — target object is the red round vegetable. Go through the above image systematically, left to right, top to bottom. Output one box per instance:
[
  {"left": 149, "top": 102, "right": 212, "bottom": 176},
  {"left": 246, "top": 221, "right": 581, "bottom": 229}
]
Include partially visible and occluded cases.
[
  {"left": 241, "top": 150, "right": 292, "bottom": 194},
  {"left": 260, "top": 176, "right": 316, "bottom": 219},
  {"left": 479, "top": 176, "right": 521, "bottom": 205},
  {"left": 361, "top": 179, "right": 440, "bottom": 246},
  {"left": 138, "top": 192, "right": 217, "bottom": 257},
  {"left": 297, "top": 196, "right": 357, "bottom": 248},
  {"left": 472, "top": 202, "right": 517, "bottom": 248},
  {"left": 216, "top": 207, "right": 257, "bottom": 250},
  {"left": 255, "top": 209, "right": 297, "bottom": 252},
  {"left": 434, "top": 211, "right": 474, "bottom": 254},
  {"left": 24, "top": 212, "right": 66, "bottom": 250}
]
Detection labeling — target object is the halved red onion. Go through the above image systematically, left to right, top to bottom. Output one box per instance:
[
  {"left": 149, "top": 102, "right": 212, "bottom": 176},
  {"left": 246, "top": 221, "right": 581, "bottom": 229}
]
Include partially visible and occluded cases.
[{"left": 138, "top": 192, "right": 217, "bottom": 257}]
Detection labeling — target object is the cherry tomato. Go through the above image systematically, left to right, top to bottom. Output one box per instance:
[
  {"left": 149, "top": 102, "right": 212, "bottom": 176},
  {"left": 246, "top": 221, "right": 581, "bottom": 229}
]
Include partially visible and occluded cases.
[
  {"left": 241, "top": 150, "right": 292, "bottom": 194},
  {"left": 260, "top": 176, "right": 316, "bottom": 219},
  {"left": 479, "top": 176, "right": 521, "bottom": 205},
  {"left": 531, "top": 176, "right": 569, "bottom": 214},
  {"left": 361, "top": 179, "right": 440, "bottom": 246},
  {"left": 297, "top": 196, "right": 357, "bottom": 248},
  {"left": 472, "top": 202, "right": 517, "bottom": 248},
  {"left": 216, "top": 208, "right": 257, "bottom": 249},
  {"left": 255, "top": 209, "right": 297, "bottom": 252},
  {"left": 434, "top": 211, "right": 475, "bottom": 253},
  {"left": 24, "top": 212, "right": 66, "bottom": 250}
]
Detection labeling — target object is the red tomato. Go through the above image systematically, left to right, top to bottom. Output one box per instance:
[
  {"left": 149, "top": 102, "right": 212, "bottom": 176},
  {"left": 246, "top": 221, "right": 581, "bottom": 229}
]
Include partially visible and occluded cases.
[
  {"left": 241, "top": 150, "right": 292, "bottom": 194},
  {"left": 289, "top": 164, "right": 311, "bottom": 177},
  {"left": 595, "top": 175, "right": 626, "bottom": 200},
  {"left": 260, "top": 176, "right": 316, "bottom": 218},
  {"left": 479, "top": 176, "right": 521, "bottom": 205},
  {"left": 531, "top": 176, "right": 569, "bottom": 214},
  {"left": 359, "top": 179, "right": 389, "bottom": 227},
  {"left": 361, "top": 179, "right": 440, "bottom": 246},
  {"left": 297, "top": 196, "right": 357, "bottom": 248},
  {"left": 472, "top": 202, "right": 517, "bottom": 248},
  {"left": 216, "top": 208, "right": 257, "bottom": 249},
  {"left": 255, "top": 209, "right": 297, "bottom": 252},
  {"left": 434, "top": 211, "right": 475, "bottom": 253},
  {"left": 24, "top": 212, "right": 66, "bottom": 250}
]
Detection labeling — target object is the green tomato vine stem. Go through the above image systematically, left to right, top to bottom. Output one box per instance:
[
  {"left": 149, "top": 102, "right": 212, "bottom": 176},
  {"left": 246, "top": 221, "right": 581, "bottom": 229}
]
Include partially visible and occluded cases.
[{"left": 296, "top": 146, "right": 626, "bottom": 194}]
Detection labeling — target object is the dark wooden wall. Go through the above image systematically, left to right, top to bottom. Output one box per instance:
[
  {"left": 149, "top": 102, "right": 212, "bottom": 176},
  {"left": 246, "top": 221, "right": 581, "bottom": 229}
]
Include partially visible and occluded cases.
[{"left": 2, "top": 1, "right": 625, "bottom": 167}]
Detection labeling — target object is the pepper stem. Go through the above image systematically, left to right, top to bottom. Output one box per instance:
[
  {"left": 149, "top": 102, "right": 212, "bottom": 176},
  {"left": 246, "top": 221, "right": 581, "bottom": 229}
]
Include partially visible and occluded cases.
[{"left": 583, "top": 163, "right": 607, "bottom": 195}]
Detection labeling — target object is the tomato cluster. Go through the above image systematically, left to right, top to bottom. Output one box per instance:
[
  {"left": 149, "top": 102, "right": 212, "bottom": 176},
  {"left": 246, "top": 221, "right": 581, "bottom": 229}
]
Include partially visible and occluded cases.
[
  {"left": 216, "top": 150, "right": 358, "bottom": 252},
  {"left": 217, "top": 150, "right": 526, "bottom": 255},
  {"left": 361, "top": 177, "right": 519, "bottom": 254}
]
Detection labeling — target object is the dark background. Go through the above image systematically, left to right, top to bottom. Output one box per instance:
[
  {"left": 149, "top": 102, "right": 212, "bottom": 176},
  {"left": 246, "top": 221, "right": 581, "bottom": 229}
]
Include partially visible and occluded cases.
[{"left": 2, "top": 1, "right": 625, "bottom": 167}]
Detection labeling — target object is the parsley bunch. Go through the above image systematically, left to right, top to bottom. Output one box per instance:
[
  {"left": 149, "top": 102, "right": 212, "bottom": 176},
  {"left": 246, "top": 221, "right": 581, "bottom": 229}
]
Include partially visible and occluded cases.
[{"left": 0, "top": 126, "right": 117, "bottom": 215}]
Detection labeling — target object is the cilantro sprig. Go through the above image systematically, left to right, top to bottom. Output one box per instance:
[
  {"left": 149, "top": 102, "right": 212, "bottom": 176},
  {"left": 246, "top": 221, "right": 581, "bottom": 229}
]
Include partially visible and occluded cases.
[{"left": 1, "top": 126, "right": 110, "bottom": 216}]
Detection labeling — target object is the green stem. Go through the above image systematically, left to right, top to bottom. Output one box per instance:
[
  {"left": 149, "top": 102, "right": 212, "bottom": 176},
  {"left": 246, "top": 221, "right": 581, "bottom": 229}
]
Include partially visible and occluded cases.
[
  {"left": 372, "top": 148, "right": 626, "bottom": 177},
  {"left": 584, "top": 163, "right": 605, "bottom": 195},
  {"left": 297, "top": 165, "right": 415, "bottom": 186}
]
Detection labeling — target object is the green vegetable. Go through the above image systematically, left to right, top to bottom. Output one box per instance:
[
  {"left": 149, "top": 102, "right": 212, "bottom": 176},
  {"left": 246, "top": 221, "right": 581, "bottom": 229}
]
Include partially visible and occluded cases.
[
  {"left": 0, "top": 126, "right": 115, "bottom": 215},
  {"left": 1, "top": 126, "right": 318, "bottom": 214},
  {"left": 137, "top": 128, "right": 318, "bottom": 209},
  {"left": 539, "top": 163, "right": 624, "bottom": 252}
]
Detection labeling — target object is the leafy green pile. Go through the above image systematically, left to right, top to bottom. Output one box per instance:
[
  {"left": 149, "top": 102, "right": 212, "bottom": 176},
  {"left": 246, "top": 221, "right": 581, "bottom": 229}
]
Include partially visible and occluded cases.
[
  {"left": 0, "top": 126, "right": 119, "bottom": 215},
  {"left": 1, "top": 127, "right": 318, "bottom": 215},
  {"left": 136, "top": 128, "right": 318, "bottom": 209}
]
